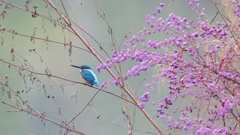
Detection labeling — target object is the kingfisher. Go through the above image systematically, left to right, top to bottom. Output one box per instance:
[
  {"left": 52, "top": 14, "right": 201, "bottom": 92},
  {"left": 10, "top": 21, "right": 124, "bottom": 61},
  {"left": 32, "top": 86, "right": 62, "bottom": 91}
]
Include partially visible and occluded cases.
[{"left": 71, "top": 65, "right": 99, "bottom": 87}]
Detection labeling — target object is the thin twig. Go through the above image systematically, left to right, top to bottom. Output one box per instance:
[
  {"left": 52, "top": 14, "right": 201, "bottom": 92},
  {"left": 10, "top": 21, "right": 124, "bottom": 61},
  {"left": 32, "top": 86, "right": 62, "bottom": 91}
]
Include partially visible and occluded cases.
[
  {"left": 45, "top": 0, "right": 163, "bottom": 134},
  {"left": 68, "top": 90, "right": 100, "bottom": 124}
]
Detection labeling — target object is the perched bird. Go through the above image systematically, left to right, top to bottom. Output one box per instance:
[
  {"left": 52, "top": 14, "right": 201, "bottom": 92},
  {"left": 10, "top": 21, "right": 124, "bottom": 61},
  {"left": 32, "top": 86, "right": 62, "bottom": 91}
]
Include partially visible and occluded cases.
[{"left": 70, "top": 65, "right": 99, "bottom": 87}]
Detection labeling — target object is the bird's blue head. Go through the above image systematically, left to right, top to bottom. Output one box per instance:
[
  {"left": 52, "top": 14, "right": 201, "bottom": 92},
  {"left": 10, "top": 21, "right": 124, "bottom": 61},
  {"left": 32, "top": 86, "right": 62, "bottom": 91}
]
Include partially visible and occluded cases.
[
  {"left": 70, "top": 65, "right": 91, "bottom": 70},
  {"left": 80, "top": 65, "right": 91, "bottom": 70}
]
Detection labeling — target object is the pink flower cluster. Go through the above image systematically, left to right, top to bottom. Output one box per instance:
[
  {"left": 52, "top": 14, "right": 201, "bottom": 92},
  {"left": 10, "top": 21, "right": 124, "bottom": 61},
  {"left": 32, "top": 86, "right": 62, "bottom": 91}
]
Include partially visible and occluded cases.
[{"left": 97, "top": 0, "right": 240, "bottom": 134}]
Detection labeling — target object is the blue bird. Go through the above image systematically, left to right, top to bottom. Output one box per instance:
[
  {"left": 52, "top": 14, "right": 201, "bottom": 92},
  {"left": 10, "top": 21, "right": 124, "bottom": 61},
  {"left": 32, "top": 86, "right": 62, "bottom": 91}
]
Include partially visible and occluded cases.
[{"left": 70, "top": 65, "right": 99, "bottom": 87}]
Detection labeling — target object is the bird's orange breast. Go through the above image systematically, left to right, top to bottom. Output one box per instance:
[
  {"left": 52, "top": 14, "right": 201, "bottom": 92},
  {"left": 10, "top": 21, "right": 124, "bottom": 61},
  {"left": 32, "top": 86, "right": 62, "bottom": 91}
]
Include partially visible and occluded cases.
[{"left": 80, "top": 74, "right": 88, "bottom": 84}]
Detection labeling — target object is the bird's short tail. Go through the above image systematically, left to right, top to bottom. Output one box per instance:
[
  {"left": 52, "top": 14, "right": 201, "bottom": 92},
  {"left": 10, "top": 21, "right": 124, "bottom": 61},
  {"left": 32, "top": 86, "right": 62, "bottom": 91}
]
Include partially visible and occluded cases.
[{"left": 94, "top": 81, "right": 99, "bottom": 87}]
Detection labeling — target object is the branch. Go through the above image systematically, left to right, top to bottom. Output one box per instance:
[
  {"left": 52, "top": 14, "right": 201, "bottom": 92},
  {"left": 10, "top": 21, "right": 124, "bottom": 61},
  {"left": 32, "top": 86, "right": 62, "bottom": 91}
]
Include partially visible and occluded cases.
[
  {"left": 45, "top": 0, "right": 163, "bottom": 134},
  {"left": 0, "top": 99, "right": 85, "bottom": 135}
]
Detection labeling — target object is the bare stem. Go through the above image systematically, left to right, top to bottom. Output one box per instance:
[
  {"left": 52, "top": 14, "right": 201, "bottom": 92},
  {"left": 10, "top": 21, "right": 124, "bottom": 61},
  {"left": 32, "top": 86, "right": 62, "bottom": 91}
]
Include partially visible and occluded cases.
[{"left": 45, "top": 0, "right": 163, "bottom": 134}]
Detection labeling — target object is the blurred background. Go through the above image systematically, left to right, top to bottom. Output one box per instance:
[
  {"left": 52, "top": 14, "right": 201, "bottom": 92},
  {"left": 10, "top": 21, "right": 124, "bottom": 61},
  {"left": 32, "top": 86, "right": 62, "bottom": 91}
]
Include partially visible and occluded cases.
[{"left": 0, "top": 0, "right": 218, "bottom": 135}]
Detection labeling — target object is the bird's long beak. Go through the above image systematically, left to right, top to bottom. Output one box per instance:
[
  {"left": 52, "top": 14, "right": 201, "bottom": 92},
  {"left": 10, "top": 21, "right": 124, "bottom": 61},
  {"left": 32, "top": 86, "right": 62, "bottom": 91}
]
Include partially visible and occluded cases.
[{"left": 70, "top": 65, "right": 81, "bottom": 69}]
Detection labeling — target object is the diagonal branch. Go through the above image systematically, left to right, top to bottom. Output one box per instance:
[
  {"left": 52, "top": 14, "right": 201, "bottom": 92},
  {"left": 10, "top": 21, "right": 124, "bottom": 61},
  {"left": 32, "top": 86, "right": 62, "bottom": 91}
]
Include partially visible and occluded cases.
[
  {"left": 44, "top": 0, "right": 163, "bottom": 134},
  {"left": 68, "top": 90, "right": 100, "bottom": 124},
  {"left": 0, "top": 99, "right": 85, "bottom": 135}
]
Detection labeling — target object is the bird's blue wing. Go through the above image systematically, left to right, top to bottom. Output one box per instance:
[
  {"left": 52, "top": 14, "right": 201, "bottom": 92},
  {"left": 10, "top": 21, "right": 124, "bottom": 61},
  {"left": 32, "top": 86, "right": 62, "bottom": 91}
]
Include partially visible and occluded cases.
[
  {"left": 87, "top": 69, "right": 99, "bottom": 87},
  {"left": 81, "top": 70, "right": 95, "bottom": 85}
]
